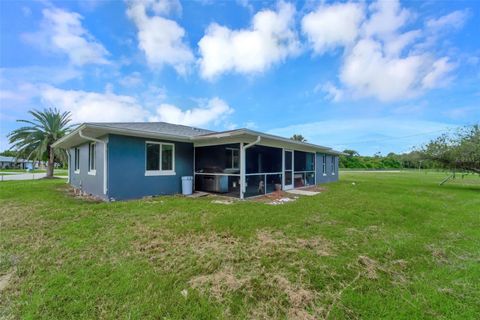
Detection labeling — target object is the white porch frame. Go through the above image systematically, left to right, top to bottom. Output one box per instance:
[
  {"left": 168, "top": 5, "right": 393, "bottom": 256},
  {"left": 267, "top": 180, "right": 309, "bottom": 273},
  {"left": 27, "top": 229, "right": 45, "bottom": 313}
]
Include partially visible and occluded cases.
[
  {"left": 194, "top": 139, "right": 321, "bottom": 199},
  {"left": 283, "top": 149, "right": 294, "bottom": 190}
]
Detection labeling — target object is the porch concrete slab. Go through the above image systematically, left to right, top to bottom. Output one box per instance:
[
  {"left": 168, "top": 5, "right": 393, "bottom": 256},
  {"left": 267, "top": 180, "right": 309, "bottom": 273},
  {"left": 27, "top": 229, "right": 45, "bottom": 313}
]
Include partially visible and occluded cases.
[
  {"left": 285, "top": 189, "right": 319, "bottom": 196},
  {"left": 186, "top": 191, "right": 209, "bottom": 198}
]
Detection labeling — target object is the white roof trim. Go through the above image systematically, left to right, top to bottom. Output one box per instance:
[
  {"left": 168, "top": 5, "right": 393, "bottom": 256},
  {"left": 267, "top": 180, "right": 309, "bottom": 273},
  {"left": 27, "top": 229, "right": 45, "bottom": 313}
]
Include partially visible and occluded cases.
[{"left": 53, "top": 123, "right": 345, "bottom": 155}]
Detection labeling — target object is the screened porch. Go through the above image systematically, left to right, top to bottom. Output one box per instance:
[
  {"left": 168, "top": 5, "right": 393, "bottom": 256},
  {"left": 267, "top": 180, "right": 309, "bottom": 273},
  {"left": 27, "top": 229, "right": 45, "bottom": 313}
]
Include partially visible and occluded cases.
[{"left": 194, "top": 143, "right": 317, "bottom": 199}]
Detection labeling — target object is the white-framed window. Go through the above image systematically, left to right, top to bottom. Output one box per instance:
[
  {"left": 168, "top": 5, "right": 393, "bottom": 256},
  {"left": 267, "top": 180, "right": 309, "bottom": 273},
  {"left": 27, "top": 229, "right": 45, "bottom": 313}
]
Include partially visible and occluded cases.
[
  {"left": 145, "top": 141, "right": 175, "bottom": 176},
  {"left": 88, "top": 143, "right": 96, "bottom": 175},
  {"left": 74, "top": 147, "right": 80, "bottom": 173},
  {"left": 225, "top": 148, "right": 239, "bottom": 169},
  {"left": 322, "top": 154, "right": 327, "bottom": 175},
  {"left": 331, "top": 156, "right": 335, "bottom": 175}
]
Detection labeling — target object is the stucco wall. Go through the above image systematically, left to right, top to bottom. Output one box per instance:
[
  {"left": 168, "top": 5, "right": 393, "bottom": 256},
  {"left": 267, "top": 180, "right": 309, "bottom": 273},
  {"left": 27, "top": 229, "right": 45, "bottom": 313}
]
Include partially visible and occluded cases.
[
  {"left": 107, "top": 134, "right": 194, "bottom": 200},
  {"left": 69, "top": 139, "right": 106, "bottom": 199},
  {"left": 315, "top": 153, "right": 339, "bottom": 184}
]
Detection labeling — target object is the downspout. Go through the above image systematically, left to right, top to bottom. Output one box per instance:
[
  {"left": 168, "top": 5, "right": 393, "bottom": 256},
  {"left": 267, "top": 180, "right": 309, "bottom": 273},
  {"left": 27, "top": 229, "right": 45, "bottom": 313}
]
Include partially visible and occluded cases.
[
  {"left": 79, "top": 129, "right": 108, "bottom": 197},
  {"left": 240, "top": 136, "right": 261, "bottom": 199},
  {"left": 67, "top": 151, "right": 70, "bottom": 183}
]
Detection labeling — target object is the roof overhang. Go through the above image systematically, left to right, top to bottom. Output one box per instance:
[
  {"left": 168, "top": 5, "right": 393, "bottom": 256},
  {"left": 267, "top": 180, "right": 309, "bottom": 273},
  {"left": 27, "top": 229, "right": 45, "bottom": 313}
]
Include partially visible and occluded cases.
[
  {"left": 52, "top": 123, "right": 193, "bottom": 149},
  {"left": 53, "top": 124, "right": 346, "bottom": 155},
  {"left": 192, "top": 129, "right": 344, "bottom": 155}
]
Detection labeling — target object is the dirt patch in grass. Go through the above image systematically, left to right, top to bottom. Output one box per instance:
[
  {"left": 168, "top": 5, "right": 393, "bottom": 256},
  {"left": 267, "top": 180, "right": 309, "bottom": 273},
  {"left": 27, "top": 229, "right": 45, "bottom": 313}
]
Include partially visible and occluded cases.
[
  {"left": 62, "top": 185, "right": 104, "bottom": 202},
  {"left": 300, "top": 185, "right": 327, "bottom": 193},
  {"left": 252, "top": 191, "right": 296, "bottom": 203},
  {"left": 134, "top": 226, "right": 334, "bottom": 318},
  {"left": 256, "top": 230, "right": 333, "bottom": 257},
  {"left": 426, "top": 244, "right": 449, "bottom": 264},
  {"left": 356, "top": 255, "right": 409, "bottom": 284},
  {"left": 190, "top": 266, "right": 251, "bottom": 302},
  {"left": 0, "top": 271, "right": 14, "bottom": 291}
]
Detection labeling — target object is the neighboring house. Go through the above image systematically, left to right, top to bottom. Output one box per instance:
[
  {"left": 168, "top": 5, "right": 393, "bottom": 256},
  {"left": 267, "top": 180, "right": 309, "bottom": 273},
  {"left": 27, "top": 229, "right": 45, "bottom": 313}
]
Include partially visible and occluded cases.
[
  {"left": 52, "top": 122, "right": 343, "bottom": 201},
  {"left": 0, "top": 156, "right": 34, "bottom": 170}
]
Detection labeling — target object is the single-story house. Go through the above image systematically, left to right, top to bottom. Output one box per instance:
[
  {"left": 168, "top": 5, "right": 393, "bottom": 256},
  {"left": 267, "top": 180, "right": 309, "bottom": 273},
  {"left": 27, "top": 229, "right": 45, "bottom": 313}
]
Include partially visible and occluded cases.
[
  {"left": 52, "top": 122, "right": 343, "bottom": 201},
  {"left": 0, "top": 156, "right": 34, "bottom": 170}
]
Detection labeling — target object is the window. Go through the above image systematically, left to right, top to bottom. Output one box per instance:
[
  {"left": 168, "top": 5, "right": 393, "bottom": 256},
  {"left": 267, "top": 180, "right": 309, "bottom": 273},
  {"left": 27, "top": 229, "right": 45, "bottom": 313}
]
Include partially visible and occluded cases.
[
  {"left": 145, "top": 142, "right": 175, "bottom": 175},
  {"left": 88, "top": 143, "right": 96, "bottom": 174},
  {"left": 146, "top": 143, "right": 160, "bottom": 171},
  {"left": 162, "top": 144, "right": 173, "bottom": 171},
  {"left": 74, "top": 147, "right": 80, "bottom": 173},
  {"left": 226, "top": 148, "right": 239, "bottom": 169},
  {"left": 322, "top": 154, "right": 327, "bottom": 175},
  {"left": 331, "top": 156, "right": 335, "bottom": 175}
]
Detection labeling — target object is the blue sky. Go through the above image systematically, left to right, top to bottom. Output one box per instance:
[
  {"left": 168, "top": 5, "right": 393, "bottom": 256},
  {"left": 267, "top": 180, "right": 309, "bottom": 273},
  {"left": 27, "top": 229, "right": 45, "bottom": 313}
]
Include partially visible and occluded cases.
[{"left": 1, "top": 0, "right": 479, "bottom": 155}]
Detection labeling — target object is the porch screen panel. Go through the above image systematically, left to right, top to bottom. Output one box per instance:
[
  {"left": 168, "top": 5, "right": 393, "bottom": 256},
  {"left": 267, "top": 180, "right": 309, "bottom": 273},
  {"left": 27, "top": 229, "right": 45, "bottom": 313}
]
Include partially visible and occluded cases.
[
  {"left": 246, "top": 145, "right": 282, "bottom": 174},
  {"left": 294, "top": 150, "right": 316, "bottom": 188}
]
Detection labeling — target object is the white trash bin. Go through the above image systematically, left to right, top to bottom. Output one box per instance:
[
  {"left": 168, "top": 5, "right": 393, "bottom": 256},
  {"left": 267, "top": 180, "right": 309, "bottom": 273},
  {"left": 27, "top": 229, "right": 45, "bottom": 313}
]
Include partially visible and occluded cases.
[{"left": 181, "top": 176, "right": 193, "bottom": 195}]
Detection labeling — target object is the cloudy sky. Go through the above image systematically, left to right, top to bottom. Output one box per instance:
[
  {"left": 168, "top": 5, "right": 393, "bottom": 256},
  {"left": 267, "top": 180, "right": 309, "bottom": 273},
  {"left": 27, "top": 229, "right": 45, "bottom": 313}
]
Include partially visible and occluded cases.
[{"left": 1, "top": 0, "right": 479, "bottom": 155}]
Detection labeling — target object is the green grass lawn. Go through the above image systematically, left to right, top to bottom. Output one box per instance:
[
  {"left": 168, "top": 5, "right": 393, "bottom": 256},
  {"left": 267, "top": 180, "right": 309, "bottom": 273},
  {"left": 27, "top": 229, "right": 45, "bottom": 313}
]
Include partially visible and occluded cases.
[{"left": 1, "top": 172, "right": 479, "bottom": 319}]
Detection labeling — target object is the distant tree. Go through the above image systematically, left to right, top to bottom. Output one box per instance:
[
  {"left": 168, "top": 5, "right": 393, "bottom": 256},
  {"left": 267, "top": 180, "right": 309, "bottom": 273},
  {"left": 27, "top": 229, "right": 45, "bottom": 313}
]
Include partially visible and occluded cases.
[
  {"left": 8, "top": 108, "right": 73, "bottom": 178},
  {"left": 422, "top": 125, "right": 480, "bottom": 178},
  {"left": 291, "top": 134, "right": 307, "bottom": 142},
  {"left": 343, "top": 149, "right": 360, "bottom": 157},
  {"left": 0, "top": 150, "right": 17, "bottom": 157}
]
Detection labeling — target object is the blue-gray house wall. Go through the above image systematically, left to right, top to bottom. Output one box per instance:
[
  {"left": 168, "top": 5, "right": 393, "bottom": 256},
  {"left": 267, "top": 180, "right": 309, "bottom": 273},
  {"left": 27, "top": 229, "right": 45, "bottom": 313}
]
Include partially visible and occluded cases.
[
  {"left": 67, "top": 134, "right": 338, "bottom": 200},
  {"left": 107, "top": 134, "right": 194, "bottom": 201},
  {"left": 68, "top": 139, "right": 106, "bottom": 199},
  {"left": 315, "top": 153, "right": 339, "bottom": 183}
]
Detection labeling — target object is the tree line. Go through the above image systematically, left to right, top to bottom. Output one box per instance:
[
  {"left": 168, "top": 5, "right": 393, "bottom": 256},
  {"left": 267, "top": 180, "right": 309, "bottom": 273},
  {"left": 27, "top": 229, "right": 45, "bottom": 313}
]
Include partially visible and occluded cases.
[{"left": 337, "top": 125, "right": 480, "bottom": 173}]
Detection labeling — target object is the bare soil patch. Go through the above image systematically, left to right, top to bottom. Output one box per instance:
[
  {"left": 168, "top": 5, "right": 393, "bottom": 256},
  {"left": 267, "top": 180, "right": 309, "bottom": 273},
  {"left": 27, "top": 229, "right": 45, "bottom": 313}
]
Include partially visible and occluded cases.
[{"left": 134, "top": 226, "right": 334, "bottom": 318}]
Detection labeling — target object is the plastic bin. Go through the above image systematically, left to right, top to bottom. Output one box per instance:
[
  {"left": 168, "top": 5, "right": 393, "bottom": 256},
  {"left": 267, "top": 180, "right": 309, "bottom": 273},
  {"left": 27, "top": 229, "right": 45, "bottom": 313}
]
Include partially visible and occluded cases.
[{"left": 181, "top": 176, "right": 193, "bottom": 195}]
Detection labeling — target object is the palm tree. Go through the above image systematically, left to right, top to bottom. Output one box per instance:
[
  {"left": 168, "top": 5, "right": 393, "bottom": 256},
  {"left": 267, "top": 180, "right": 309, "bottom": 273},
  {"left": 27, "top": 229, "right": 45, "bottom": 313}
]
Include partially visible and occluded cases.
[
  {"left": 8, "top": 108, "right": 73, "bottom": 178},
  {"left": 291, "top": 134, "right": 307, "bottom": 142}
]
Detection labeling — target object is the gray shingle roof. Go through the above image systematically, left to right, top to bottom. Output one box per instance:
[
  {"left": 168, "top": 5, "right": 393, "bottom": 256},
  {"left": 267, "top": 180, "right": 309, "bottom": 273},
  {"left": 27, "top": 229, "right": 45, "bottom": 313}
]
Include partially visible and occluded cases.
[{"left": 86, "top": 122, "right": 215, "bottom": 138}]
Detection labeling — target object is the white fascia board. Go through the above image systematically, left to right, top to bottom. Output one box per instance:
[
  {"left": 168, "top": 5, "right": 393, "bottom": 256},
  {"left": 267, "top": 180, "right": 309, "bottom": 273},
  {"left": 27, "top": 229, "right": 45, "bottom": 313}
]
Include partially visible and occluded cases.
[{"left": 53, "top": 124, "right": 192, "bottom": 149}]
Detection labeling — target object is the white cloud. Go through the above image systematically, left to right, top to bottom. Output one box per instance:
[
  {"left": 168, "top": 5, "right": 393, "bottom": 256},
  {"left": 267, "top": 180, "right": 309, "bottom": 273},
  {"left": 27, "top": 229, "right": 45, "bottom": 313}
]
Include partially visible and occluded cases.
[
  {"left": 126, "top": 0, "right": 194, "bottom": 74},
  {"left": 144, "top": 0, "right": 182, "bottom": 16},
  {"left": 236, "top": 0, "right": 254, "bottom": 12},
  {"left": 304, "top": 0, "right": 461, "bottom": 102},
  {"left": 362, "top": 0, "right": 411, "bottom": 39},
  {"left": 198, "top": 1, "right": 300, "bottom": 79},
  {"left": 301, "top": 2, "right": 364, "bottom": 54},
  {"left": 23, "top": 7, "right": 109, "bottom": 65},
  {"left": 426, "top": 10, "right": 469, "bottom": 30},
  {"left": 383, "top": 29, "right": 421, "bottom": 57},
  {"left": 340, "top": 39, "right": 427, "bottom": 101},
  {"left": 421, "top": 57, "right": 455, "bottom": 89},
  {"left": 118, "top": 72, "right": 143, "bottom": 87},
  {"left": 317, "top": 82, "right": 344, "bottom": 102},
  {"left": 3, "top": 83, "right": 233, "bottom": 128},
  {"left": 40, "top": 86, "right": 148, "bottom": 123},
  {"left": 150, "top": 97, "right": 233, "bottom": 127},
  {"left": 442, "top": 106, "right": 480, "bottom": 120}
]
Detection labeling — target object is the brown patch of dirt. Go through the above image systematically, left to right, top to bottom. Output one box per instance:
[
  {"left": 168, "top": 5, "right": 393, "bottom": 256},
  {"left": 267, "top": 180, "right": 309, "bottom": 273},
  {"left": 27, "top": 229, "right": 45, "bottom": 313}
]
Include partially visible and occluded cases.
[
  {"left": 300, "top": 185, "right": 327, "bottom": 193},
  {"left": 63, "top": 186, "right": 104, "bottom": 202},
  {"left": 252, "top": 191, "right": 295, "bottom": 203},
  {"left": 133, "top": 226, "right": 333, "bottom": 318},
  {"left": 257, "top": 230, "right": 333, "bottom": 257},
  {"left": 426, "top": 244, "right": 449, "bottom": 264},
  {"left": 356, "top": 255, "right": 410, "bottom": 285},
  {"left": 357, "top": 255, "right": 380, "bottom": 279},
  {"left": 189, "top": 266, "right": 250, "bottom": 301},
  {"left": 0, "top": 271, "right": 13, "bottom": 291},
  {"left": 272, "top": 274, "right": 314, "bottom": 307}
]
